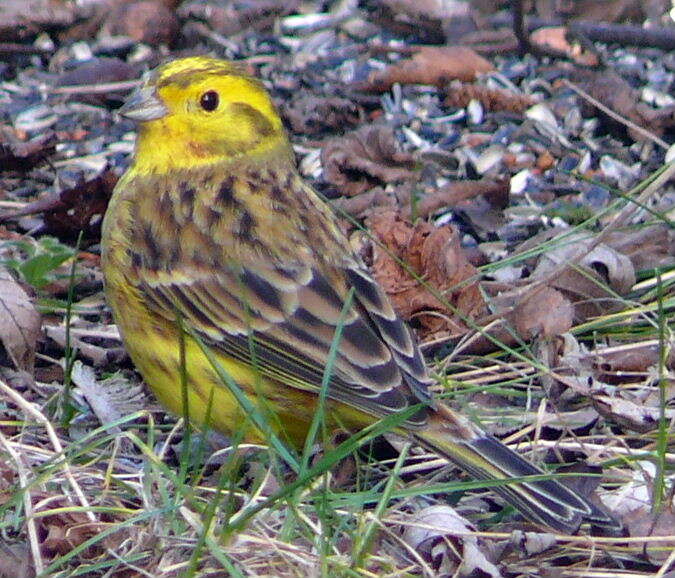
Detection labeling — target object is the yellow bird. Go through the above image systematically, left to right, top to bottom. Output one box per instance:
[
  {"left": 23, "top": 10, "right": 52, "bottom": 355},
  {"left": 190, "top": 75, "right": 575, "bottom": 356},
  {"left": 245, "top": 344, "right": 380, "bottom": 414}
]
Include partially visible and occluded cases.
[{"left": 102, "top": 57, "right": 615, "bottom": 533}]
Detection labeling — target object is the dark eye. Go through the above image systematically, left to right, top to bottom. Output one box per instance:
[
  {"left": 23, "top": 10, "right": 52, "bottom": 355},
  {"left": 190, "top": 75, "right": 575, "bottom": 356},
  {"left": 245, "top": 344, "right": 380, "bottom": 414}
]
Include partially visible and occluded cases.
[{"left": 199, "top": 90, "right": 219, "bottom": 112}]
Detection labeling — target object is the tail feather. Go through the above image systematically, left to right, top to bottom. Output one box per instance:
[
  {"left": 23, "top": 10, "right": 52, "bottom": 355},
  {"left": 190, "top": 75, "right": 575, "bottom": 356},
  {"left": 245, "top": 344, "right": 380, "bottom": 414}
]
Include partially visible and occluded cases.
[{"left": 416, "top": 411, "right": 619, "bottom": 533}]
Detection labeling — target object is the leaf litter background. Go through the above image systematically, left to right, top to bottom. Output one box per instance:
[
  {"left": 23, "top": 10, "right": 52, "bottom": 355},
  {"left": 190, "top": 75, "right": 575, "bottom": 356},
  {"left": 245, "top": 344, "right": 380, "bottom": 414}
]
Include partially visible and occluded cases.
[{"left": 0, "top": 0, "right": 674, "bottom": 576}]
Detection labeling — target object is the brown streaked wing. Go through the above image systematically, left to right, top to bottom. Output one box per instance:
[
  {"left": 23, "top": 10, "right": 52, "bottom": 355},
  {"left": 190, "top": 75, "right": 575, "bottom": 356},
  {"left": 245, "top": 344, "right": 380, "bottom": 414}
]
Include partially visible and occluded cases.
[
  {"left": 134, "top": 261, "right": 431, "bottom": 427},
  {"left": 345, "top": 267, "right": 433, "bottom": 404}
]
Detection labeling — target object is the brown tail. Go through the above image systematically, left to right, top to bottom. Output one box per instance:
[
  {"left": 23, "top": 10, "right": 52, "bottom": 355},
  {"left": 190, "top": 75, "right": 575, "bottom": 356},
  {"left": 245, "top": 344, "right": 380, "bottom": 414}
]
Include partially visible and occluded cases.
[{"left": 415, "top": 405, "right": 619, "bottom": 533}]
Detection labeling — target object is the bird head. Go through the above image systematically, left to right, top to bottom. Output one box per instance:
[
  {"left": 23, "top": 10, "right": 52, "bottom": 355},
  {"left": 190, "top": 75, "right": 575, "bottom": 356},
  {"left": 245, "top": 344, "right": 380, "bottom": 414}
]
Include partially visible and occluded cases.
[{"left": 119, "top": 57, "right": 288, "bottom": 173}]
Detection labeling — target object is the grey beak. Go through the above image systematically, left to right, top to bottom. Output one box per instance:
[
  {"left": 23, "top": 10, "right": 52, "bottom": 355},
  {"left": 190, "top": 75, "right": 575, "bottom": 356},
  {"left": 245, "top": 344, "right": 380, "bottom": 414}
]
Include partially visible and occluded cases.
[{"left": 118, "top": 84, "right": 168, "bottom": 122}]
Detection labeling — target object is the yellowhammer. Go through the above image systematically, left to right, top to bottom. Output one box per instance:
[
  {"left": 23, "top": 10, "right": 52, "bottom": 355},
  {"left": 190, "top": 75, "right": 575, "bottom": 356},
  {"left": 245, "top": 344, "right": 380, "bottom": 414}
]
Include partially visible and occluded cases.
[{"left": 101, "top": 56, "right": 615, "bottom": 533}]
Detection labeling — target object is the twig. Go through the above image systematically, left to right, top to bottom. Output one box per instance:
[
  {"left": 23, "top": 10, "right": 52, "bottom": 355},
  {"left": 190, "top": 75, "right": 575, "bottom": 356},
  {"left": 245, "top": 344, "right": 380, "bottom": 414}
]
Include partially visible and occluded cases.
[
  {"left": 510, "top": 0, "right": 570, "bottom": 59},
  {"left": 511, "top": 0, "right": 530, "bottom": 55},
  {"left": 490, "top": 14, "right": 675, "bottom": 50},
  {"left": 570, "top": 21, "right": 675, "bottom": 51},
  {"left": 0, "top": 43, "right": 52, "bottom": 55},
  {"left": 50, "top": 79, "right": 141, "bottom": 95},
  {"left": 655, "top": 547, "right": 675, "bottom": 578}
]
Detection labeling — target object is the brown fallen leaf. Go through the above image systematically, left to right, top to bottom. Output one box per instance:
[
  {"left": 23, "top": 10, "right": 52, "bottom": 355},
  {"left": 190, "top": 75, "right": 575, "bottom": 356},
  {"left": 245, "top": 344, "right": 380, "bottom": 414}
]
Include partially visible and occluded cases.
[
  {"left": 0, "top": 0, "right": 76, "bottom": 42},
  {"left": 104, "top": 0, "right": 180, "bottom": 47},
  {"left": 179, "top": 0, "right": 300, "bottom": 37},
  {"left": 367, "top": 0, "right": 455, "bottom": 43},
  {"left": 375, "top": 0, "right": 470, "bottom": 23},
  {"left": 530, "top": 26, "right": 599, "bottom": 66},
  {"left": 358, "top": 46, "right": 494, "bottom": 93},
  {"left": 55, "top": 57, "right": 138, "bottom": 105},
  {"left": 569, "top": 69, "right": 675, "bottom": 140},
  {"left": 444, "top": 81, "right": 538, "bottom": 114},
  {"left": 282, "top": 94, "right": 361, "bottom": 136},
  {"left": 321, "top": 125, "right": 416, "bottom": 197},
  {"left": 0, "top": 127, "right": 55, "bottom": 173},
  {"left": 0, "top": 170, "right": 117, "bottom": 241},
  {"left": 402, "top": 178, "right": 509, "bottom": 220},
  {"left": 332, "top": 187, "right": 397, "bottom": 219},
  {"left": 367, "top": 211, "right": 486, "bottom": 340},
  {"left": 604, "top": 225, "right": 675, "bottom": 273},
  {"left": 529, "top": 235, "right": 636, "bottom": 321},
  {"left": 0, "top": 266, "right": 41, "bottom": 373},
  {"left": 470, "top": 286, "right": 574, "bottom": 354},
  {"left": 506, "top": 286, "right": 574, "bottom": 341},
  {"left": 593, "top": 342, "right": 675, "bottom": 376},
  {"left": 71, "top": 361, "right": 145, "bottom": 430},
  {"left": 593, "top": 395, "right": 675, "bottom": 434},
  {"left": 601, "top": 462, "right": 674, "bottom": 563},
  {"left": 39, "top": 505, "right": 108, "bottom": 559},
  {"left": 401, "top": 505, "right": 502, "bottom": 577},
  {"left": 624, "top": 506, "right": 675, "bottom": 564},
  {"left": 518, "top": 531, "right": 557, "bottom": 556},
  {"left": 0, "top": 543, "right": 33, "bottom": 578}
]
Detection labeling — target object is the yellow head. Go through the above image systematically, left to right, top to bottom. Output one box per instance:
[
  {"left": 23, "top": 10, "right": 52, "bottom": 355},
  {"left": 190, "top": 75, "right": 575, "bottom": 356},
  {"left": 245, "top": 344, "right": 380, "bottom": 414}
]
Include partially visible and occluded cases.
[{"left": 119, "top": 57, "right": 289, "bottom": 174}]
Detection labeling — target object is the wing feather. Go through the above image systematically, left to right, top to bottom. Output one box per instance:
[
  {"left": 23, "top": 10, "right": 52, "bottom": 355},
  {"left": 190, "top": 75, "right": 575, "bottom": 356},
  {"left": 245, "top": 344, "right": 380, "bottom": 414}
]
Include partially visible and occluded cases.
[{"left": 135, "top": 257, "right": 432, "bottom": 426}]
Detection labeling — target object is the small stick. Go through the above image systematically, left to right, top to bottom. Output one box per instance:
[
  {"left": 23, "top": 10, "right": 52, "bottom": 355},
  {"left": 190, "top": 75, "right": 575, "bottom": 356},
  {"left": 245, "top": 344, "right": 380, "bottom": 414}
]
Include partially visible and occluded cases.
[{"left": 50, "top": 79, "right": 141, "bottom": 95}]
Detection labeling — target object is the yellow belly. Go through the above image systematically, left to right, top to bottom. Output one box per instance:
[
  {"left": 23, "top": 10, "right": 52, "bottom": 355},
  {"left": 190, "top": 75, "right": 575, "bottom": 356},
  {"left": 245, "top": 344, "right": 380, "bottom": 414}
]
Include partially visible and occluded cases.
[{"left": 110, "top": 284, "right": 320, "bottom": 446}]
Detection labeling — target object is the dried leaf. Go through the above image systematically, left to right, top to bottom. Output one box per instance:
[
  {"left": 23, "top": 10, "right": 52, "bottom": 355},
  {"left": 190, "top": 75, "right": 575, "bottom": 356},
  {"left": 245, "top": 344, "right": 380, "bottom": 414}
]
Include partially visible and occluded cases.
[
  {"left": 0, "top": 0, "right": 76, "bottom": 41},
  {"left": 104, "top": 0, "right": 180, "bottom": 47},
  {"left": 179, "top": 0, "right": 300, "bottom": 37},
  {"left": 367, "top": 0, "right": 457, "bottom": 43},
  {"left": 376, "top": 0, "right": 469, "bottom": 21},
  {"left": 537, "top": 0, "right": 645, "bottom": 22},
  {"left": 530, "top": 26, "right": 599, "bottom": 66},
  {"left": 359, "top": 46, "right": 494, "bottom": 92},
  {"left": 57, "top": 57, "right": 137, "bottom": 87},
  {"left": 56, "top": 58, "right": 138, "bottom": 105},
  {"left": 571, "top": 69, "right": 675, "bottom": 140},
  {"left": 444, "top": 80, "right": 538, "bottom": 114},
  {"left": 282, "top": 95, "right": 361, "bottom": 135},
  {"left": 322, "top": 126, "right": 416, "bottom": 196},
  {"left": 0, "top": 129, "right": 55, "bottom": 173},
  {"left": 0, "top": 170, "right": 117, "bottom": 241},
  {"left": 401, "top": 178, "right": 509, "bottom": 220},
  {"left": 332, "top": 187, "right": 398, "bottom": 219},
  {"left": 368, "top": 211, "right": 486, "bottom": 340},
  {"left": 604, "top": 225, "right": 675, "bottom": 273},
  {"left": 530, "top": 237, "right": 636, "bottom": 321},
  {"left": 0, "top": 267, "right": 41, "bottom": 373},
  {"left": 471, "top": 286, "right": 573, "bottom": 354},
  {"left": 510, "top": 286, "right": 574, "bottom": 340},
  {"left": 45, "top": 323, "right": 124, "bottom": 366},
  {"left": 593, "top": 341, "right": 675, "bottom": 376},
  {"left": 71, "top": 361, "right": 145, "bottom": 431},
  {"left": 593, "top": 395, "right": 675, "bottom": 433},
  {"left": 601, "top": 461, "right": 653, "bottom": 517},
  {"left": 601, "top": 462, "right": 675, "bottom": 563},
  {"left": 401, "top": 505, "right": 502, "bottom": 577},
  {"left": 624, "top": 507, "right": 675, "bottom": 564},
  {"left": 39, "top": 508, "right": 105, "bottom": 558},
  {"left": 520, "top": 531, "right": 557, "bottom": 555},
  {"left": 0, "top": 543, "right": 33, "bottom": 578}
]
